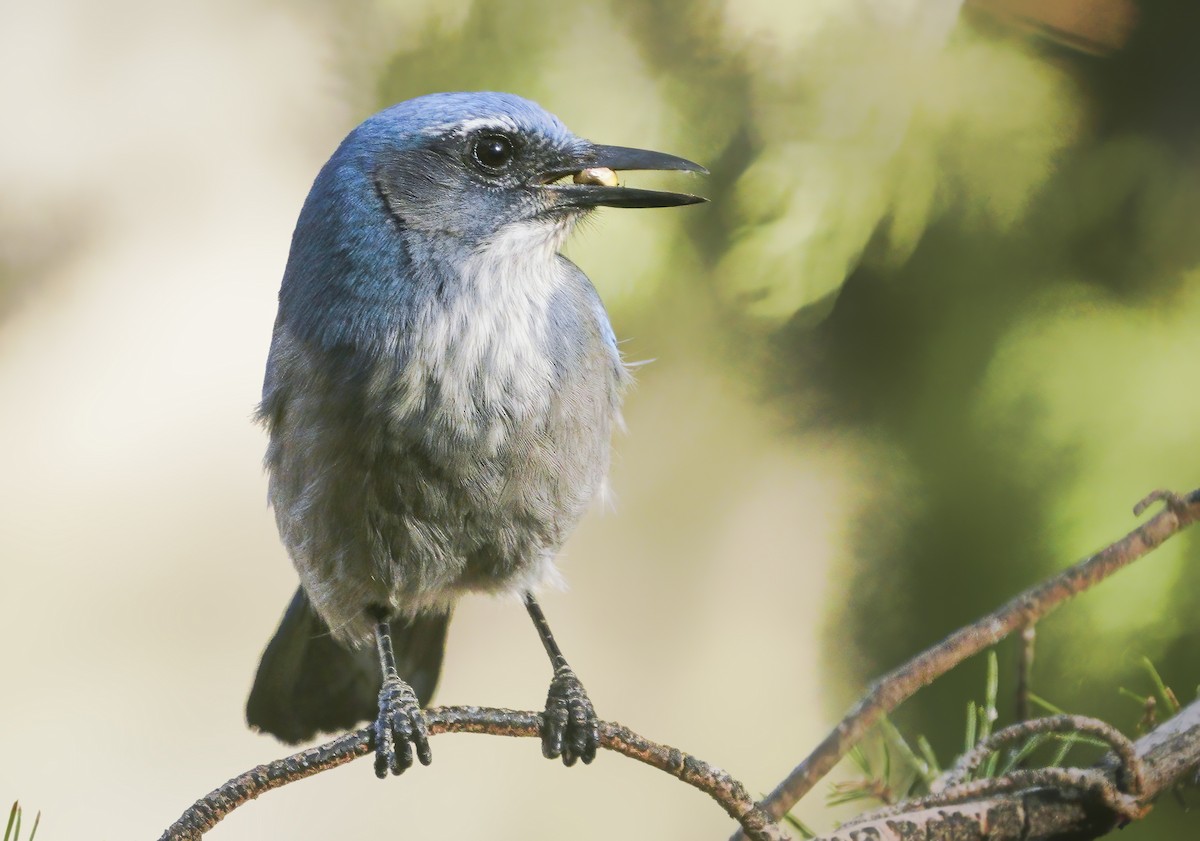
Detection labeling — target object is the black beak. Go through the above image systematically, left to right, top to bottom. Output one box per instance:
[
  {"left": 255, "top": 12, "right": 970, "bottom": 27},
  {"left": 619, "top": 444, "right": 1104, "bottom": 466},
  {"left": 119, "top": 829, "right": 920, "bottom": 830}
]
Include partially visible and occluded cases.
[{"left": 540, "top": 143, "right": 707, "bottom": 209}]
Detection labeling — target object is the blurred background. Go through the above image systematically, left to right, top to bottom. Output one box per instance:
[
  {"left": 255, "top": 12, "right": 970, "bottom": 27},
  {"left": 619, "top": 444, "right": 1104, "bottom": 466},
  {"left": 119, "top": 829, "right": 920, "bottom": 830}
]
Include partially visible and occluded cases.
[{"left": 1, "top": 0, "right": 1197, "bottom": 838}]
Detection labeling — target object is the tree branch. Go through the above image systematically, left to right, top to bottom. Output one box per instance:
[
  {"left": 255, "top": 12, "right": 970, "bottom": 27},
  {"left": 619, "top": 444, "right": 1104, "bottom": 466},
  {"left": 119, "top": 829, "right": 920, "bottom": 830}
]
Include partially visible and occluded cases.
[
  {"left": 164, "top": 488, "right": 1199, "bottom": 841},
  {"left": 745, "top": 488, "right": 1200, "bottom": 833},
  {"left": 811, "top": 697, "right": 1200, "bottom": 840},
  {"left": 159, "top": 707, "right": 788, "bottom": 841}
]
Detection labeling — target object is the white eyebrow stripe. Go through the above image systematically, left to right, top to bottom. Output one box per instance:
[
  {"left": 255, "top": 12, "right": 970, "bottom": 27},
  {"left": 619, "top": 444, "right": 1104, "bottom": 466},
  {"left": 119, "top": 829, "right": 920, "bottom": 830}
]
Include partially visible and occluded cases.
[
  {"left": 417, "top": 116, "right": 522, "bottom": 139},
  {"left": 457, "top": 116, "right": 521, "bottom": 135}
]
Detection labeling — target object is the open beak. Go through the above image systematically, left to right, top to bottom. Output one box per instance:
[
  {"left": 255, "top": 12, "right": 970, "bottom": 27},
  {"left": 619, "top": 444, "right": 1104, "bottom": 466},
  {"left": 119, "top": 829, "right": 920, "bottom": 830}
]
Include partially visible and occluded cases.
[{"left": 540, "top": 144, "right": 708, "bottom": 209}]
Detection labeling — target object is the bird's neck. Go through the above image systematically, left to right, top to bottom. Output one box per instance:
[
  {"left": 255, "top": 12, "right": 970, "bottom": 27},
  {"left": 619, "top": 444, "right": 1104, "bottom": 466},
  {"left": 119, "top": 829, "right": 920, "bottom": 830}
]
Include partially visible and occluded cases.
[
  {"left": 456, "top": 218, "right": 573, "bottom": 297},
  {"left": 382, "top": 220, "right": 574, "bottom": 426}
]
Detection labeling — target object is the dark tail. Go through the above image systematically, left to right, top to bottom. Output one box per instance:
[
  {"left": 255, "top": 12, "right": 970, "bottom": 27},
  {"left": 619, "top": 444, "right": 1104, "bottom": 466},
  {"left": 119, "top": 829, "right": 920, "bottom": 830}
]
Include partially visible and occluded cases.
[{"left": 246, "top": 588, "right": 450, "bottom": 744}]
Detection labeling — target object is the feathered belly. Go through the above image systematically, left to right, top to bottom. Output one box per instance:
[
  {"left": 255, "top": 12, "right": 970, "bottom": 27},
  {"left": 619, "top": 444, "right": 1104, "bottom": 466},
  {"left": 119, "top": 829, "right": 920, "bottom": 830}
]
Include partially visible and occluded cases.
[
  {"left": 265, "top": 254, "right": 624, "bottom": 644},
  {"left": 268, "top": 359, "right": 613, "bottom": 644}
]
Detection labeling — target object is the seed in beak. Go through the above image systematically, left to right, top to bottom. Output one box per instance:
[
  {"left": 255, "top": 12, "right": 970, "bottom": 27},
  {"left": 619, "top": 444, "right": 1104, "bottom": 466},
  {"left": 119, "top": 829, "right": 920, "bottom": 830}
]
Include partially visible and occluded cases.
[{"left": 573, "top": 167, "right": 619, "bottom": 187}]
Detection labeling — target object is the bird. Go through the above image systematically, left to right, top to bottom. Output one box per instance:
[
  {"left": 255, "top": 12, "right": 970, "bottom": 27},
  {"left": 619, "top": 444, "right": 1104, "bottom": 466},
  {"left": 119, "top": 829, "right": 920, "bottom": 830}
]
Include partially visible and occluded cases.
[{"left": 244, "top": 92, "right": 706, "bottom": 777}]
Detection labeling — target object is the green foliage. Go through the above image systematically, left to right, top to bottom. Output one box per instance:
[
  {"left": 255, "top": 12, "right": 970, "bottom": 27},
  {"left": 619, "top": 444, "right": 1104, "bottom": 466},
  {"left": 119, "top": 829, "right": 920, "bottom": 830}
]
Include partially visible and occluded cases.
[
  {"left": 794, "top": 650, "right": 1187, "bottom": 831},
  {"left": 1140, "top": 656, "right": 1182, "bottom": 717},
  {"left": 1119, "top": 657, "right": 1188, "bottom": 733},
  {"left": 4, "top": 803, "right": 39, "bottom": 841},
  {"left": 781, "top": 810, "right": 816, "bottom": 840}
]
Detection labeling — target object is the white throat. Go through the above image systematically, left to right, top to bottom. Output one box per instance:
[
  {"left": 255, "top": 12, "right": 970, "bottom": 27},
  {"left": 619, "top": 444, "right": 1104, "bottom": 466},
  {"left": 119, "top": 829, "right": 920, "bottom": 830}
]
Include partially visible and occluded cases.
[{"left": 390, "top": 218, "right": 574, "bottom": 447}]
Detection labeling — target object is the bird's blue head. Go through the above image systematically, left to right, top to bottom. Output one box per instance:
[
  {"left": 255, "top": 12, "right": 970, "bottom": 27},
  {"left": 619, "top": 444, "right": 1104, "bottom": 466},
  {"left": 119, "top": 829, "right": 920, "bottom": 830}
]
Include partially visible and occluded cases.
[
  {"left": 310, "top": 91, "right": 705, "bottom": 246},
  {"left": 279, "top": 92, "right": 705, "bottom": 350}
]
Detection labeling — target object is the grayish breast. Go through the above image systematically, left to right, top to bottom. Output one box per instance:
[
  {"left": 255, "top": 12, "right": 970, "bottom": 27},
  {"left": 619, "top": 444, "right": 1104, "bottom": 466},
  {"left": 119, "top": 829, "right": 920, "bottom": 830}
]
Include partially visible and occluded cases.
[{"left": 261, "top": 223, "right": 628, "bottom": 645}]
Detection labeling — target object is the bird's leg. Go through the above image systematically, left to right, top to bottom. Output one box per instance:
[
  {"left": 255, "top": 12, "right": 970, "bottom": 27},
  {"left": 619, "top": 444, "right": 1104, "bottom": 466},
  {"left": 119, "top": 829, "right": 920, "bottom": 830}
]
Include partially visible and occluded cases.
[
  {"left": 524, "top": 593, "right": 599, "bottom": 766},
  {"left": 373, "top": 619, "right": 432, "bottom": 777}
]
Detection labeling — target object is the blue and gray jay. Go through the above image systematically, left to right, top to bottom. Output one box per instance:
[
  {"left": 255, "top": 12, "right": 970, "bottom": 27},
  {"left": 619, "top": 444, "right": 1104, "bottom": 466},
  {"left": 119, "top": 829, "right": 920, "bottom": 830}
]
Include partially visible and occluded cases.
[{"left": 246, "top": 92, "right": 705, "bottom": 776}]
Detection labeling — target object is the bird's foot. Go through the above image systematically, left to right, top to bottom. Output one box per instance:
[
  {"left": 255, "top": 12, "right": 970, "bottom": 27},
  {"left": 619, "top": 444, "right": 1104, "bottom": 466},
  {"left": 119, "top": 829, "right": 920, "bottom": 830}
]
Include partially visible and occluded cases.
[
  {"left": 540, "top": 665, "right": 599, "bottom": 766},
  {"left": 374, "top": 676, "right": 431, "bottom": 777}
]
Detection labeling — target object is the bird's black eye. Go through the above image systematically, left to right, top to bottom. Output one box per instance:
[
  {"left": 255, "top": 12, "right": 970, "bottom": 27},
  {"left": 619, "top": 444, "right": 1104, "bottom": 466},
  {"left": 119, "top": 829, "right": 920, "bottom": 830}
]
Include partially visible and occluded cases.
[{"left": 470, "top": 134, "right": 516, "bottom": 172}]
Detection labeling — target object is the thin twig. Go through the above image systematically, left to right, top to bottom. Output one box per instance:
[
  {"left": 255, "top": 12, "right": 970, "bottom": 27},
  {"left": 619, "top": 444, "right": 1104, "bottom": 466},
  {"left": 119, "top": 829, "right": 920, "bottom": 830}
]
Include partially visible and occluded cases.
[
  {"left": 744, "top": 488, "right": 1200, "bottom": 833},
  {"left": 1016, "top": 623, "right": 1036, "bottom": 722},
  {"left": 812, "top": 695, "right": 1200, "bottom": 840},
  {"left": 159, "top": 706, "right": 788, "bottom": 841},
  {"left": 936, "top": 714, "right": 1144, "bottom": 796},
  {"left": 877, "top": 767, "right": 1142, "bottom": 823}
]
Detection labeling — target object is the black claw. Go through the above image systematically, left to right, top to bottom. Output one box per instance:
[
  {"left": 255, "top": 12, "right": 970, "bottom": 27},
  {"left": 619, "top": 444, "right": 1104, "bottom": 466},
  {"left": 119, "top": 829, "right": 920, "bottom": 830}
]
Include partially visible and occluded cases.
[
  {"left": 540, "top": 666, "right": 598, "bottom": 767},
  {"left": 375, "top": 676, "right": 430, "bottom": 777},
  {"left": 569, "top": 700, "right": 590, "bottom": 757},
  {"left": 542, "top": 702, "right": 566, "bottom": 759},
  {"left": 391, "top": 711, "right": 413, "bottom": 776},
  {"left": 374, "top": 714, "right": 392, "bottom": 779},
  {"left": 586, "top": 718, "right": 600, "bottom": 764},
  {"left": 415, "top": 723, "right": 433, "bottom": 767}
]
